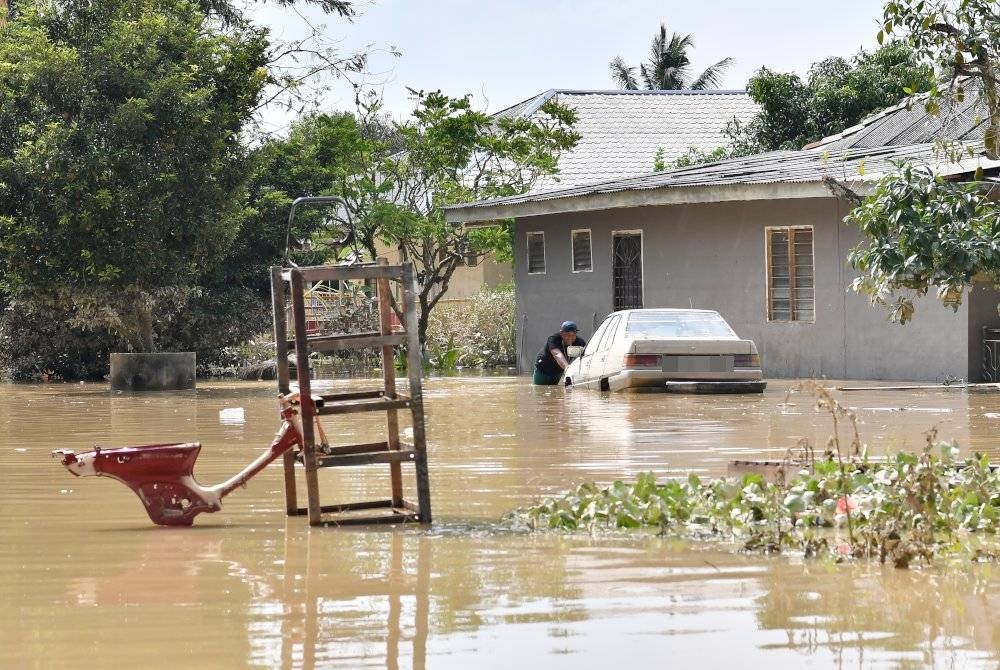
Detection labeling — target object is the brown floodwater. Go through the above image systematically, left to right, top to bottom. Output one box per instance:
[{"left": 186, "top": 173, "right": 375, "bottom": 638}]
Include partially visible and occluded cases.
[{"left": 5, "top": 377, "right": 1000, "bottom": 668}]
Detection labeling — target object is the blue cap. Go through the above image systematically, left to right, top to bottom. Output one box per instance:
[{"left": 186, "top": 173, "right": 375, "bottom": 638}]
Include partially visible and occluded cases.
[{"left": 560, "top": 320, "right": 578, "bottom": 332}]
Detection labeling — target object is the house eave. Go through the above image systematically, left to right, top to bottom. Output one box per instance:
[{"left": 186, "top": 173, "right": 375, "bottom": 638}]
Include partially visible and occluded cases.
[{"left": 447, "top": 180, "right": 862, "bottom": 226}]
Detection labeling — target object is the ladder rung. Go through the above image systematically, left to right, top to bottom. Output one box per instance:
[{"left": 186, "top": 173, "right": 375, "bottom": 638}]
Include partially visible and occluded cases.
[
  {"left": 282, "top": 264, "right": 404, "bottom": 282},
  {"left": 288, "top": 331, "right": 405, "bottom": 353},
  {"left": 319, "top": 390, "right": 385, "bottom": 402},
  {"left": 316, "top": 396, "right": 411, "bottom": 415},
  {"left": 320, "top": 440, "right": 390, "bottom": 456},
  {"left": 314, "top": 448, "right": 417, "bottom": 468},
  {"left": 292, "top": 499, "right": 396, "bottom": 515},
  {"left": 320, "top": 512, "right": 421, "bottom": 526}
]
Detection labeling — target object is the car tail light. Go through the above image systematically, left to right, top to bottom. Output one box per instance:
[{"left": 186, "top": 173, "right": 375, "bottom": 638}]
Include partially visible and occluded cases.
[
  {"left": 734, "top": 353, "right": 761, "bottom": 367},
  {"left": 623, "top": 354, "right": 660, "bottom": 368}
]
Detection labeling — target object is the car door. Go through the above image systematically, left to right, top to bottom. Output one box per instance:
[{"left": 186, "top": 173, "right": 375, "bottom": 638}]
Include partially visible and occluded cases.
[
  {"left": 591, "top": 314, "right": 622, "bottom": 382},
  {"left": 572, "top": 318, "right": 610, "bottom": 386}
]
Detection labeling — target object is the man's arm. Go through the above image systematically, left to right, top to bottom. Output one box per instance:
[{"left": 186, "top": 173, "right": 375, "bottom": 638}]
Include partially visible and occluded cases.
[{"left": 549, "top": 346, "right": 570, "bottom": 370}]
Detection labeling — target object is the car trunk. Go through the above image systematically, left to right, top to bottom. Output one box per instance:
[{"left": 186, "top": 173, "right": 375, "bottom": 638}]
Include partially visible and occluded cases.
[{"left": 628, "top": 339, "right": 753, "bottom": 355}]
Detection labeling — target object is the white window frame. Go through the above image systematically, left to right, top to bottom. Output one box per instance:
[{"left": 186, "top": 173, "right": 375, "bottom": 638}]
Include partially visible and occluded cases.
[
  {"left": 764, "top": 225, "right": 815, "bottom": 324},
  {"left": 571, "top": 228, "right": 593, "bottom": 273},
  {"left": 526, "top": 231, "right": 546, "bottom": 275}
]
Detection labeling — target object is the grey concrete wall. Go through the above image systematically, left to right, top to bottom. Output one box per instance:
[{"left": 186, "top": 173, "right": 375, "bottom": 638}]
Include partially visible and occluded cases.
[{"left": 513, "top": 197, "right": 969, "bottom": 381}]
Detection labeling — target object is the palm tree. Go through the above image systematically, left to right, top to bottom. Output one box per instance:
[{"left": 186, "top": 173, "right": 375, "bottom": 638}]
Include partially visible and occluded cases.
[{"left": 610, "top": 23, "right": 734, "bottom": 90}]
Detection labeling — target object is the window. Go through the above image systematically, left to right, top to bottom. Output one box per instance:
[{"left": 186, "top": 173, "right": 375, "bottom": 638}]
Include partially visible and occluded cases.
[
  {"left": 766, "top": 226, "right": 814, "bottom": 322},
  {"left": 571, "top": 229, "right": 592, "bottom": 272},
  {"left": 527, "top": 232, "right": 545, "bottom": 274},
  {"left": 598, "top": 316, "right": 621, "bottom": 352}
]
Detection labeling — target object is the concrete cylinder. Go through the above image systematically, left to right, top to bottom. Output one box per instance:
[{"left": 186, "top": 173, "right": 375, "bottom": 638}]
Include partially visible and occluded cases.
[{"left": 109, "top": 352, "right": 196, "bottom": 391}]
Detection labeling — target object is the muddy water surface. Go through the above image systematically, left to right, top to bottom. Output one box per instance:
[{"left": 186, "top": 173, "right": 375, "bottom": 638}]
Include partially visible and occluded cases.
[{"left": 4, "top": 378, "right": 1000, "bottom": 668}]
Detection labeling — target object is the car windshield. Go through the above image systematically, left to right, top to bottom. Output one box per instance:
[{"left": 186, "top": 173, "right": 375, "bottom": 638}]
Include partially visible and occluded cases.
[{"left": 624, "top": 310, "right": 737, "bottom": 339}]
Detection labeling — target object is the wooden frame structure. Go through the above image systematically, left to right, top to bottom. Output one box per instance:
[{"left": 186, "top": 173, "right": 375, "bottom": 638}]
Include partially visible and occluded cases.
[{"left": 270, "top": 259, "right": 432, "bottom": 526}]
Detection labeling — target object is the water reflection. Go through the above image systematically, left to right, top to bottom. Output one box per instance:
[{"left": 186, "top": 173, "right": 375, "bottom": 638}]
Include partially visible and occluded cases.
[{"left": 4, "top": 378, "right": 1000, "bottom": 668}]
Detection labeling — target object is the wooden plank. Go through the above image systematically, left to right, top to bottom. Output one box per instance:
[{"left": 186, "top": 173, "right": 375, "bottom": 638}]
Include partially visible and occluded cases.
[
  {"left": 378, "top": 256, "right": 404, "bottom": 507},
  {"left": 403, "top": 263, "right": 433, "bottom": 523},
  {"left": 281, "top": 264, "right": 403, "bottom": 283},
  {"left": 271, "top": 266, "right": 297, "bottom": 516},
  {"left": 290, "top": 269, "right": 322, "bottom": 526},
  {"left": 287, "top": 331, "right": 406, "bottom": 353},
  {"left": 320, "top": 390, "right": 385, "bottom": 402},
  {"left": 316, "top": 397, "right": 412, "bottom": 416},
  {"left": 320, "top": 441, "right": 390, "bottom": 456},
  {"left": 315, "top": 449, "right": 417, "bottom": 468},
  {"left": 293, "top": 499, "right": 396, "bottom": 515},
  {"left": 320, "top": 513, "right": 421, "bottom": 527}
]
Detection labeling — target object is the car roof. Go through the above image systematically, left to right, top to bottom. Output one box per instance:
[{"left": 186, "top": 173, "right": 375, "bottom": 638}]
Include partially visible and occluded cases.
[{"left": 608, "top": 308, "right": 723, "bottom": 318}]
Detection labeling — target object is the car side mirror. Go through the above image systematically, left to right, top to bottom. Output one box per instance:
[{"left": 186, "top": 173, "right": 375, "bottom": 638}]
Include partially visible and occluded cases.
[{"left": 566, "top": 346, "right": 584, "bottom": 358}]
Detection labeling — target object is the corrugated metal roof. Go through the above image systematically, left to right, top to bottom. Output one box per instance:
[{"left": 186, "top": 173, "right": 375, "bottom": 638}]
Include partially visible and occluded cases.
[
  {"left": 808, "top": 82, "right": 988, "bottom": 151},
  {"left": 492, "top": 89, "right": 759, "bottom": 190},
  {"left": 444, "top": 141, "right": 992, "bottom": 221}
]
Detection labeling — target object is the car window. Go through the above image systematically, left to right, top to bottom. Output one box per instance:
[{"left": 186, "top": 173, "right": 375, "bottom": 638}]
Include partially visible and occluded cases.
[
  {"left": 624, "top": 310, "right": 737, "bottom": 339},
  {"left": 598, "top": 315, "right": 621, "bottom": 352},
  {"left": 583, "top": 319, "right": 609, "bottom": 356}
]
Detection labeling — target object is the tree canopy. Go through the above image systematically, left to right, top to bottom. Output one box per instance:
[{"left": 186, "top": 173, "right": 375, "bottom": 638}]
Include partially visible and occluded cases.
[
  {"left": 0, "top": 0, "right": 268, "bottom": 354},
  {"left": 847, "top": 0, "right": 1000, "bottom": 322},
  {"left": 610, "top": 23, "right": 734, "bottom": 90},
  {"left": 733, "top": 42, "right": 935, "bottom": 153},
  {"left": 251, "top": 89, "right": 579, "bottom": 345}
]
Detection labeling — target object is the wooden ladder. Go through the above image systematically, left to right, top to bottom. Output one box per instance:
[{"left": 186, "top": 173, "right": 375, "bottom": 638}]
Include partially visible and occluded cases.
[{"left": 270, "top": 258, "right": 432, "bottom": 526}]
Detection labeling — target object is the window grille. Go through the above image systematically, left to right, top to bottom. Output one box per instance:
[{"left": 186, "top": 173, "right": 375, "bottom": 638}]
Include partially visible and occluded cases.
[{"left": 612, "top": 233, "right": 642, "bottom": 310}]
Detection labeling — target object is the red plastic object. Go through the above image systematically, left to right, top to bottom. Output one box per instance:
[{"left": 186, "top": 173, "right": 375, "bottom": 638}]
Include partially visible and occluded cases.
[{"left": 53, "top": 396, "right": 305, "bottom": 526}]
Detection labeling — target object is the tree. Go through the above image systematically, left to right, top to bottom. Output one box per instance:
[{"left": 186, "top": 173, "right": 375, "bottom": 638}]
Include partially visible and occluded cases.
[
  {"left": 0, "top": 0, "right": 269, "bottom": 375},
  {"left": 848, "top": 1, "right": 1000, "bottom": 321},
  {"left": 609, "top": 23, "right": 733, "bottom": 90},
  {"left": 733, "top": 42, "right": 935, "bottom": 153},
  {"left": 259, "top": 90, "right": 579, "bottom": 346}
]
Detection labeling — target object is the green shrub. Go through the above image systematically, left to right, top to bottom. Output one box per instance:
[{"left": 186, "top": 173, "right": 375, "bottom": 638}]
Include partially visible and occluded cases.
[{"left": 425, "top": 285, "right": 516, "bottom": 369}]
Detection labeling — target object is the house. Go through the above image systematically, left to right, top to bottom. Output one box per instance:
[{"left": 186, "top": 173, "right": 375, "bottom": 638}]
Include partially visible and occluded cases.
[
  {"left": 435, "top": 89, "right": 759, "bottom": 300},
  {"left": 443, "top": 97, "right": 1000, "bottom": 382}
]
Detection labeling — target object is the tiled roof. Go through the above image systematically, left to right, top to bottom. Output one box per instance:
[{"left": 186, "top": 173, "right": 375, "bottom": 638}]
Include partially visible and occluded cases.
[
  {"left": 807, "top": 82, "right": 987, "bottom": 151},
  {"left": 494, "top": 89, "right": 759, "bottom": 190},
  {"left": 445, "top": 141, "right": 997, "bottom": 223}
]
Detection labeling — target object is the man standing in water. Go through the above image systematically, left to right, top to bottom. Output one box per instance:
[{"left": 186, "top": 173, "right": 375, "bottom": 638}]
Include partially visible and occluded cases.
[{"left": 533, "top": 320, "right": 586, "bottom": 385}]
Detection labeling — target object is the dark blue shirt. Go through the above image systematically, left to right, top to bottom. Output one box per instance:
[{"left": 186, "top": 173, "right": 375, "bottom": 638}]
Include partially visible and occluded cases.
[{"left": 535, "top": 333, "right": 586, "bottom": 377}]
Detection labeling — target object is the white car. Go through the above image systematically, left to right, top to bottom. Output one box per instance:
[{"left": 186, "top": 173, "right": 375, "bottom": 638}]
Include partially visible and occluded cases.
[{"left": 562, "top": 309, "right": 766, "bottom": 393}]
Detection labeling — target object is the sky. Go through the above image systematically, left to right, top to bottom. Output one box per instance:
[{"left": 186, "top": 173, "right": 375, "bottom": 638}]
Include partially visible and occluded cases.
[{"left": 252, "top": 0, "right": 890, "bottom": 130}]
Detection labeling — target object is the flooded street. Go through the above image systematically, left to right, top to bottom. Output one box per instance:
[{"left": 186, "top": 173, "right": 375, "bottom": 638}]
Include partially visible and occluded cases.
[{"left": 5, "top": 377, "right": 1000, "bottom": 668}]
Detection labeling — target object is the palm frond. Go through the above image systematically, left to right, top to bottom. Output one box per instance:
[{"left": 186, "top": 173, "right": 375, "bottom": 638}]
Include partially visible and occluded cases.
[
  {"left": 609, "top": 56, "right": 639, "bottom": 90},
  {"left": 688, "top": 57, "right": 735, "bottom": 90}
]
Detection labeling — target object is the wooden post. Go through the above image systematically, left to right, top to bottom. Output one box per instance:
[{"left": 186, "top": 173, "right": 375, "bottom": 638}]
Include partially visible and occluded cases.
[
  {"left": 376, "top": 257, "right": 404, "bottom": 507},
  {"left": 403, "top": 264, "right": 432, "bottom": 523},
  {"left": 271, "top": 267, "right": 297, "bottom": 515},
  {"left": 290, "top": 269, "right": 321, "bottom": 526}
]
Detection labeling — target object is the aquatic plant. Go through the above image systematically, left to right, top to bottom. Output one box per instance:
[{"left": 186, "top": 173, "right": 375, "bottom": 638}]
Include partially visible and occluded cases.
[{"left": 505, "top": 382, "right": 1000, "bottom": 568}]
